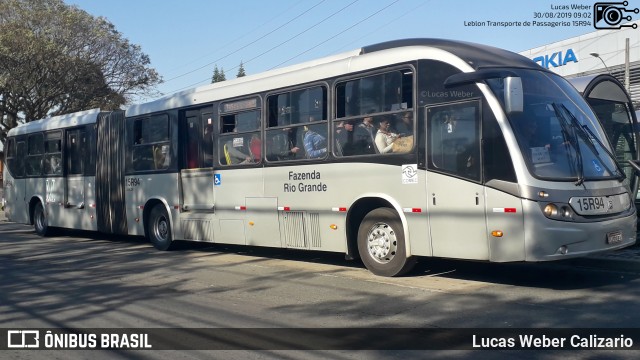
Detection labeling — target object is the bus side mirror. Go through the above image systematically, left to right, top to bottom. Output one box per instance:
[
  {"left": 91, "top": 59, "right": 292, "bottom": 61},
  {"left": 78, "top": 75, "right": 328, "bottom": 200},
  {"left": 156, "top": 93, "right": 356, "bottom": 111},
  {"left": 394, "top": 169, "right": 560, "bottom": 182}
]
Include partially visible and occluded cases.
[{"left": 504, "top": 77, "right": 523, "bottom": 114}]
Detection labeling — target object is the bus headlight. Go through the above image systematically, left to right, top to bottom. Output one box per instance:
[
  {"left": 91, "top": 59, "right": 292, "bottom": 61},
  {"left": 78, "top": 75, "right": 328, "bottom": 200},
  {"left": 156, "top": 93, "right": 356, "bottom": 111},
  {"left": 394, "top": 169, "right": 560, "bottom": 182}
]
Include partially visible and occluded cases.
[
  {"left": 541, "top": 202, "right": 576, "bottom": 221},
  {"left": 544, "top": 203, "right": 558, "bottom": 217}
]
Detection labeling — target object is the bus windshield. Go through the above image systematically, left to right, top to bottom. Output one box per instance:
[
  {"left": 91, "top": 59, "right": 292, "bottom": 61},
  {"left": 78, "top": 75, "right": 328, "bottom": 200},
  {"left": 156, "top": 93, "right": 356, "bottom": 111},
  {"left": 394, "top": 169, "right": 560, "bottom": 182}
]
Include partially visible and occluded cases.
[{"left": 487, "top": 69, "right": 623, "bottom": 183}]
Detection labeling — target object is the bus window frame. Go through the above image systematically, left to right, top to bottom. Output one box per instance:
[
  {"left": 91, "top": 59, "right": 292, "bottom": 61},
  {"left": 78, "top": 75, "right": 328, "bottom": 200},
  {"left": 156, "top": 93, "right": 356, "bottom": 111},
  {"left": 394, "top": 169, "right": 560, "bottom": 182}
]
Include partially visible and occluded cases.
[
  {"left": 333, "top": 66, "right": 416, "bottom": 158},
  {"left": 265, "top": 83, "right": 329, "bottom": 163},
  {"left": 218, "top": 96, "right": 262, "bottom": 167},
  {"left": 128, "top": 113, "right": 173, "bottom": 173},
  {"left": 43, "top": 130, "right": 63, "bottom": 177},
  {"left": 26, "top": 132, "right": 45, "bottom": 177},
  {"left": 5, "top": 137, "right": 26, "bottom": 178}
]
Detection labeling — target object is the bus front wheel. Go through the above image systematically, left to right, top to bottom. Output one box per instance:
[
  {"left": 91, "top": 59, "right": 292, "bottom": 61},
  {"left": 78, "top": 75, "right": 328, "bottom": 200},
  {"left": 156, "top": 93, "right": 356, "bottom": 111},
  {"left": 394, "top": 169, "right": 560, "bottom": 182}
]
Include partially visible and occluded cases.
[
  {"left": 33, "top": 202, "right": 51, "bottom": 237},
  {"left": 148, "top": 204, "right": 173, "bottom": 251},
  {"left": 357, "top": 207, "right": 416, "bottom": 277}
]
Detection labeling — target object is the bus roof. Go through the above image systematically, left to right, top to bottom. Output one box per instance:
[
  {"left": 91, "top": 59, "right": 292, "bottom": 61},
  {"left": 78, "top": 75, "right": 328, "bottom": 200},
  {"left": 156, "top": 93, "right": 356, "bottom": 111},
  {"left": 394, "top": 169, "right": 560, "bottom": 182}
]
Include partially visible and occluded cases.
[
  {"left": 6, "top": 38, "right": 545, "bottom": 131},
  {"left": 126, "top": 38, "right": 543, "bottom": 118},
  {"left": 7, "top": 108, "right": 101, "bottom": 137}
]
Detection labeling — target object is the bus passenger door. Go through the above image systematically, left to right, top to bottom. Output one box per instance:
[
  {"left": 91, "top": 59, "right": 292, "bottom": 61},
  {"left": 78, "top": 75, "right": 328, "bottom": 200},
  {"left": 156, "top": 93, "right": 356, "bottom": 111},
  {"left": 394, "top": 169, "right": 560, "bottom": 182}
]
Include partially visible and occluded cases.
[
  {"left": 425, "top": 101, "right": 489, "bottom": 260},
  {"left": 179, "top": 108, "right": 216, "bottom": 240},
  {"left": 65, "top": 129, "right": 86, "bottom": 210},
  {"left": 6, "top": 139, "right": 29, "bottom": 224}
]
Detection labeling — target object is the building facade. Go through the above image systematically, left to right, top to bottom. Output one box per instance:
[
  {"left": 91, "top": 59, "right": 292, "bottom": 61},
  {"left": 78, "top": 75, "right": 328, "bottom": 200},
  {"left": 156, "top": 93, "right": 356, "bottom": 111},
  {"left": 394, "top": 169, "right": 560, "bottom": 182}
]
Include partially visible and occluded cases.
[{"left": 520, "top": 20, "right": 640, "bottom": 105}]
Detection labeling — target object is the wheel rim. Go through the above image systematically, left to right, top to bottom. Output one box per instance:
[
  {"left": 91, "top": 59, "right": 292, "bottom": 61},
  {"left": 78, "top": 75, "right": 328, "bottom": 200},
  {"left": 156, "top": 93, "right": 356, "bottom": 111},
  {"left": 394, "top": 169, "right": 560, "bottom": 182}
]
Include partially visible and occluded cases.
[
  {"left": 154, "top": 215, "right": 169, "bottom": 242},
  {"left": 366, "top": 222, "right": 398, "bottom": 264}
]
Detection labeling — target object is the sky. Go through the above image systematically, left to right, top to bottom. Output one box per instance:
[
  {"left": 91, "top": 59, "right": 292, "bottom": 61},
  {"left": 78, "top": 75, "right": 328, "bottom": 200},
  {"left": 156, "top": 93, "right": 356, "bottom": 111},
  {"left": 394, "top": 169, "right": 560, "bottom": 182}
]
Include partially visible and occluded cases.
[{"left": 64, "top": 0, "right": 639, "bottom": 103}]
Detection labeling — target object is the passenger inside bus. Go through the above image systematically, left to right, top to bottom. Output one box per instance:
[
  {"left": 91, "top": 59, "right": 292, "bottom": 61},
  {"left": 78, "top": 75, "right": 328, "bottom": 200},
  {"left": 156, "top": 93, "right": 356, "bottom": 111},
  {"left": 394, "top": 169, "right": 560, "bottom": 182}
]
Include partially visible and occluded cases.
[
  {"left": 395, "top": 111, "right": 414, "bottom": 135},
  {"left": 374, "top": 116, "right": 401, "bottom": 153},
  {"left": 334, "top": 120, "right": 354, "bottom": 155},
  {"left": 303, "top": 125, "right": 327, "bottom": 158},
  {"left": 267, "top": 127, "right": 300, "bottom": 161},
  {"left": 224, "top": 130, "right": 253, "bottom": 165},
  {"left": 249, "top": 133, "right": 261, "bottom": 161}
]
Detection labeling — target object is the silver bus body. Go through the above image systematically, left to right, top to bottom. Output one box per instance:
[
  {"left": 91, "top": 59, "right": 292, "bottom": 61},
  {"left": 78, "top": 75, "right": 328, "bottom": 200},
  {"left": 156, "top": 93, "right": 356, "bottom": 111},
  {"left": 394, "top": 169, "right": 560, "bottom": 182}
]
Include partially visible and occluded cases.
[{"left": 3, "top": 39, "right": 636, "bottom": 276}]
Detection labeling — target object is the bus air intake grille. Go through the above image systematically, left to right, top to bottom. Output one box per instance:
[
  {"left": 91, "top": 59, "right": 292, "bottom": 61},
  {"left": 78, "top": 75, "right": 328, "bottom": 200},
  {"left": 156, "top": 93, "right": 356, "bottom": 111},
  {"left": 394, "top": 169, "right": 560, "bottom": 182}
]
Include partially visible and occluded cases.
[{"left": 280, "top": 211, "right": 322, "bottom": 249}]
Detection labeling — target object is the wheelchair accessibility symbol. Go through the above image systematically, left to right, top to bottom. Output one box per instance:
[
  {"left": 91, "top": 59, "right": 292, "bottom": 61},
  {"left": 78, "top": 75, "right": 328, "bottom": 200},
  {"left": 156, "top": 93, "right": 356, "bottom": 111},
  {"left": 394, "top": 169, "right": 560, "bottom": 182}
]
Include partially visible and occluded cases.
[{"left": 214, "top": 174, "right": 221, "bottom": 186}]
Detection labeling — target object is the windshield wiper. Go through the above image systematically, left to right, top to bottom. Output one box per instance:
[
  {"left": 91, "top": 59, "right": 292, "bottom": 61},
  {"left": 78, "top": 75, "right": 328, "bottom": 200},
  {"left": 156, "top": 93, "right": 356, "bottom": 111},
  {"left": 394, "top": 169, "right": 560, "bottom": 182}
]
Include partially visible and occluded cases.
[
  {"left": 552, "top": 103, "right": 584, "bottom": 185},
  {"left": 559, "top": 104, "right": 625, "bottom": 182}
]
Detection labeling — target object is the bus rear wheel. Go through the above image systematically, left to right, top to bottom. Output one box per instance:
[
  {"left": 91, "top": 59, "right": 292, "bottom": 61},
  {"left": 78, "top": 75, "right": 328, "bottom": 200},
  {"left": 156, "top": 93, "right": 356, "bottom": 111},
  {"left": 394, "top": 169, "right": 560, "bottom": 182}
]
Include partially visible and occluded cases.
[
  {"left": 33, "top": 202, "right": 51, "bottom": 237},
  {"left": 148, "top": 204, "right": 173, "bottom": 251},
  {"left": 357, "top": 207, "right": 416, "bottom": 277}
]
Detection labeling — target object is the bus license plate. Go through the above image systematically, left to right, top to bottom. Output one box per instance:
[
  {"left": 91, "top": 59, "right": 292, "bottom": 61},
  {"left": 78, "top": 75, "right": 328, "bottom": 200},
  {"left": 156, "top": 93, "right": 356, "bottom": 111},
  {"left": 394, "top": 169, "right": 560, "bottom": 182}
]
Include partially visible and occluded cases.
[
  {"left": 569, "top": 196, "right": 608, "bottom": 215},
  {"left": 607, "top": 231, "right": 623, "bottom": 244}
]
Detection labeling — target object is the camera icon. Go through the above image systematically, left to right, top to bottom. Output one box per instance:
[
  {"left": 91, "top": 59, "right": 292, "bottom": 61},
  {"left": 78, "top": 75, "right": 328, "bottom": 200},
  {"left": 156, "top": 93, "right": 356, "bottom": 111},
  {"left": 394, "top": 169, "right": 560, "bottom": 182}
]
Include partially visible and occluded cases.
[{"left": 593, "top": 1, "right": 639, "bottom": 29}]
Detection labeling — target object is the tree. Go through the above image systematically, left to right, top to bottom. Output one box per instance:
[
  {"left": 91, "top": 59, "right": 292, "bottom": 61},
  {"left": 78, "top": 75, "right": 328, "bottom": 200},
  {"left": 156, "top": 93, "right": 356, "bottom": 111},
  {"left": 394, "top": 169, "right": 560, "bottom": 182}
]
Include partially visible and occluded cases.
[
  {"left": 0, "top": 0, "right": 161, "bottom": 146},
  {"left": 236, "top": 61, "right": 246, "bottom": 78},
  {"left": 211, "top": 65, "right": 226, "bottom": 83},
  {"left": 212, "top": 65, "right": 220, "bottom": 83}
]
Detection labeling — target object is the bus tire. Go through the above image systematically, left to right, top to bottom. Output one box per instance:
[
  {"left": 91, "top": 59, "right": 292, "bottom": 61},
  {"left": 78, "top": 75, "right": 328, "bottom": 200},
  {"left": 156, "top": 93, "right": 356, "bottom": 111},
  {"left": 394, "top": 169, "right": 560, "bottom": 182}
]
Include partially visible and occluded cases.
[
  {"left": 33, "top": 202, "right": 51, "bottom": 237},
  {"left": 148, "top": 204, "right": 173, "bottom": 251},
  {"left": 357, "top": 207, "right": 416, "bottom": 277}
]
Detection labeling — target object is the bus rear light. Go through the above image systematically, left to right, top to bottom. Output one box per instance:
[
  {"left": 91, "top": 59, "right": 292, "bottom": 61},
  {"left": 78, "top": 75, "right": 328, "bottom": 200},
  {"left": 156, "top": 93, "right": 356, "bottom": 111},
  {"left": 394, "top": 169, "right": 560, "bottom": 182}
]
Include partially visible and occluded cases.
[{"left": 491, "top": 230, "right": 504, "bottom": 237}]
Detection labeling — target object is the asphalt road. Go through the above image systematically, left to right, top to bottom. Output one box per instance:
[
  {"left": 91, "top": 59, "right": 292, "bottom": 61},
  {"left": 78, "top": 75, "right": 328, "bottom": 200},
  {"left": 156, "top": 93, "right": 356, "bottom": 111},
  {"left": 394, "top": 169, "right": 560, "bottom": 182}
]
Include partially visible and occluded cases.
[{"left": 1, "top": 220, "right": 640, "bottom": 359}]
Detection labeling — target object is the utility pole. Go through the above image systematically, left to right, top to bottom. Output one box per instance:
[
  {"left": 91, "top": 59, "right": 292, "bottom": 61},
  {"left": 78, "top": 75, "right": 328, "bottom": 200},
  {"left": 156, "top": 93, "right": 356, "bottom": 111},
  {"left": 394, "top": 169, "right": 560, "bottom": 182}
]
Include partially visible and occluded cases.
[{"left": 625, "top": 38, "right": 630, "bottom": 92}]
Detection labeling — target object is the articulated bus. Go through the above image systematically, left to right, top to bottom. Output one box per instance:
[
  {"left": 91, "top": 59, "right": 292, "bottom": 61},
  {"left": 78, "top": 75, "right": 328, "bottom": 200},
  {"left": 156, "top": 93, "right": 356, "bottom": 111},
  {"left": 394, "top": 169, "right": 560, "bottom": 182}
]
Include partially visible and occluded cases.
[{"left": 2, "top": 39, "right": 637, "bottom": 276}]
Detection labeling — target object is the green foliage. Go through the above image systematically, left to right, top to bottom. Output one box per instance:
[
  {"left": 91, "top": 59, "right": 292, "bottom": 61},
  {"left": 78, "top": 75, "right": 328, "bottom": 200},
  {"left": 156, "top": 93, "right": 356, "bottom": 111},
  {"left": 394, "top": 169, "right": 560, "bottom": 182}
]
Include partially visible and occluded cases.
[
  {"left": 0, "top": 0, "right": 162, "bottom": 145},
  {"left": 236, "top": 61, "right": 246, "bottom": 78},
  {"left": 211, "top": 65, "right": 226, "bottom": 83}
]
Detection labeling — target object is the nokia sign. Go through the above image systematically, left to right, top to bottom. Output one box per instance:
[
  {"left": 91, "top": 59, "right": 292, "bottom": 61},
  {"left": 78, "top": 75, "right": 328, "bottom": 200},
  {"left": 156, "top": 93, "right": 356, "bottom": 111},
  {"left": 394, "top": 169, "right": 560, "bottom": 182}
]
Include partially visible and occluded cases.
[{"left": 532, "top": 48, "right": 578, "bottom": 69}]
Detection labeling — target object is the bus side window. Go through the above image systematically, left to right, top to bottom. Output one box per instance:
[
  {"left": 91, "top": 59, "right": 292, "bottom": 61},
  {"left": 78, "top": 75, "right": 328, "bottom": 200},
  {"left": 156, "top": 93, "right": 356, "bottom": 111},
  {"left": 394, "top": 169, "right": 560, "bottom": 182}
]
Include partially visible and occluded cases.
[
  {"left": 334, "top": 69, "right": 413, "bottom": 157},
  {"left": 266, "top": 85, "right": 327, "bottom": 162},
  {"left": 218, "top": 109, "right": 261, "bottom": 166},
  {"left": 130, "top": 114, "right": 171, "bottom": 172},
  {"left": 44, "top": 131, "right": 62, "bottom": 176},
  {"left": 26, "top": 133, "right": 44, "bottom": 176},
  {"left": 5, "top": 138, "right": 25, "bottom": 178}
]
